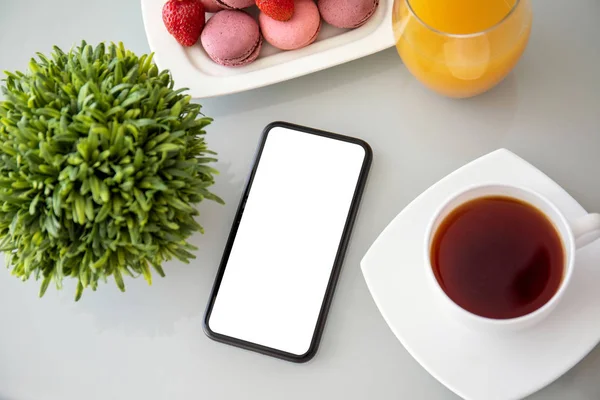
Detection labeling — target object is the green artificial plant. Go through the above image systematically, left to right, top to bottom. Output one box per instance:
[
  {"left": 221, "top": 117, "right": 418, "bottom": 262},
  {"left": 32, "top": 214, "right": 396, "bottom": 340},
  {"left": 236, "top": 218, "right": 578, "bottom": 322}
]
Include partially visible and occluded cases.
[{"left": 0, "top": 41, "right": 223, "bottom": 300}]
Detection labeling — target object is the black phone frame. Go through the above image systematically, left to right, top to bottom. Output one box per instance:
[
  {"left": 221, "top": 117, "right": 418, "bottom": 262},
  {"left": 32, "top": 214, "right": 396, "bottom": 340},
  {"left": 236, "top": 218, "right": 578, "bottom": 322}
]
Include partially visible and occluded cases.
[{"left": 203, "top": 121, "right": 373, "bottom": 363}]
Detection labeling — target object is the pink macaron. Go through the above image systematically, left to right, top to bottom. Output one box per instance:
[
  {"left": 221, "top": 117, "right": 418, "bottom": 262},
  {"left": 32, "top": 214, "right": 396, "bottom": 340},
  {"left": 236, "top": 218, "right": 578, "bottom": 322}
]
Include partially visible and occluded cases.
[
  {"left": 200, "top": 0, "right": 224, "bottom": 13},
  {"left": 216, "top": 0, "right": 254, "bottom": 9},
  {"left": 259, "top": 0, "right": 321, "bottom": 51},
  {"left": 318, "top": 0, "right": 379, "bottom": 29},
  {"left": 201, "top": 11, "right": 263, "bottom": 67}
]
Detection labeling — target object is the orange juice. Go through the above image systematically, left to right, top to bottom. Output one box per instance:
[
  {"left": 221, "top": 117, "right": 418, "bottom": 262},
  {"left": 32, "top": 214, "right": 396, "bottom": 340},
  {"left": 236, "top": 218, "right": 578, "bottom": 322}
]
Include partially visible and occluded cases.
[{"left": 393, "top": 0, "right": 532, "bottom": 98}]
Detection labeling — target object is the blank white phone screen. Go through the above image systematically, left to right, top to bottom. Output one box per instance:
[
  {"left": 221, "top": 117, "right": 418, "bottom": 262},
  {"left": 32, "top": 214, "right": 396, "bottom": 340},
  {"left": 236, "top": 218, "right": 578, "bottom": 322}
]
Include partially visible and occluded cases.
[{"left": 207, "top": 126, "right": 366, "bottom": 356}]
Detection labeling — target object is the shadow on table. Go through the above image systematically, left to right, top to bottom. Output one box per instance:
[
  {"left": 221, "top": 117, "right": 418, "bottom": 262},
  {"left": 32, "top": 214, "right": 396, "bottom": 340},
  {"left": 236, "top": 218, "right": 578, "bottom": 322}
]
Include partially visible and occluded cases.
[
  {"left": 203, "top": 48, "right": 403, "bottom": 118},
  {"left": 527, "top": 345, "right": 600, "bottom": 399}
]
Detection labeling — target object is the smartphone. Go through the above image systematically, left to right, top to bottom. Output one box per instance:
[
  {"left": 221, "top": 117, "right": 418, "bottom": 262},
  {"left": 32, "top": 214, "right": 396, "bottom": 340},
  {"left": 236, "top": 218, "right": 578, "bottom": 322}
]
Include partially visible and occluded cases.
[{"left": 203, "top": 122, "right": 372, "bottom": 363}]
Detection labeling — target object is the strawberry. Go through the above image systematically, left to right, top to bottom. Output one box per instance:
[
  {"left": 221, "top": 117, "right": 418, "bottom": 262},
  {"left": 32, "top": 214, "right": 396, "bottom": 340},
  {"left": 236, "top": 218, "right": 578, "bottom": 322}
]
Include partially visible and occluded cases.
[
  {"left": 162, "top": 0, "right": 206, "bottom": 47},
  {"left": 256, "top": 0, "right": 294, "bottom": 21}
]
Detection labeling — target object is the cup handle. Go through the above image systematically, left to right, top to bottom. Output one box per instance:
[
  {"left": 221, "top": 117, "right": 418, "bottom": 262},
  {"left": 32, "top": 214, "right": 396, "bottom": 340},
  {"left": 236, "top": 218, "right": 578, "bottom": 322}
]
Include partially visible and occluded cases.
[{"left": 571, "top": 213, "right": 600, "bottom": 249}]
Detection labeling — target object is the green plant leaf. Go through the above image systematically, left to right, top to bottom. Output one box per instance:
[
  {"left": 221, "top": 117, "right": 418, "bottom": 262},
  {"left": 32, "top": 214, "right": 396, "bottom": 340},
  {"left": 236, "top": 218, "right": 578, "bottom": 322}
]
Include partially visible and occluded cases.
[
  {"left": 113, "top": 265, "right": 125, "bottom": 292},
  {"left": 39, "top": 272, "right": 52, "bottom": 298}
]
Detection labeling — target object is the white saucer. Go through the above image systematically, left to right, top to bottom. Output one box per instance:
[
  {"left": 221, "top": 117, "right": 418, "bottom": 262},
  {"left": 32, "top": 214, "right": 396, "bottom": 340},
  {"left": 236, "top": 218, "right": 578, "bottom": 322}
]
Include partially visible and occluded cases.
[{"left": 361, "top": 149, "right": 600, "bottom": 400}]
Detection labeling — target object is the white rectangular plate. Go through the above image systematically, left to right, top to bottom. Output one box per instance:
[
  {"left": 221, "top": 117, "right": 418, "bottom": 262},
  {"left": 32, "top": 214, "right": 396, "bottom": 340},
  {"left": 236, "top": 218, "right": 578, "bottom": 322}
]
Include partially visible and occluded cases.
[{"left": 141, "top": 0, "right": 395, "bottom": 98}]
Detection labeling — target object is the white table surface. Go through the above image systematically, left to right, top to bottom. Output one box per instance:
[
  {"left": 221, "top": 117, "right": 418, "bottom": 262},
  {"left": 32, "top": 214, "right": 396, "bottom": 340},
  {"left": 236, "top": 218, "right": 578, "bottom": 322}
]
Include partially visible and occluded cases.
[{"left": 1, "top": 0, "right": 599, "bottom": 399}]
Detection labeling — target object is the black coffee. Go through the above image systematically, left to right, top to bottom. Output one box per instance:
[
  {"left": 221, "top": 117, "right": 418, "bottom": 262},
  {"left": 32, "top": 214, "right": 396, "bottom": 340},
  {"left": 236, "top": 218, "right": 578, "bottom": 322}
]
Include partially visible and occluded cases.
[{"left": 431, "top": 196, "right": 564, "bottom": 319}]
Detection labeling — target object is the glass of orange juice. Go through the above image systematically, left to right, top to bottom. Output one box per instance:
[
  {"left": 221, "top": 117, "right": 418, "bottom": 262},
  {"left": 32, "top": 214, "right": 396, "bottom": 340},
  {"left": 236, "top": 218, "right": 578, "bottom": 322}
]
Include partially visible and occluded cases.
[{"left": 393, "top": 0, "right": 533, "bottom": 98}]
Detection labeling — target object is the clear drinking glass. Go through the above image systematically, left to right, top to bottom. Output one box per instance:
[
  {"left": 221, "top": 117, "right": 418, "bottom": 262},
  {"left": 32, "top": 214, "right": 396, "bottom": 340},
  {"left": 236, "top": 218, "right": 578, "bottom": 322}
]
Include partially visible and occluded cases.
[{"left": 393, "top": 0, "right": 533, "bottom": 98}]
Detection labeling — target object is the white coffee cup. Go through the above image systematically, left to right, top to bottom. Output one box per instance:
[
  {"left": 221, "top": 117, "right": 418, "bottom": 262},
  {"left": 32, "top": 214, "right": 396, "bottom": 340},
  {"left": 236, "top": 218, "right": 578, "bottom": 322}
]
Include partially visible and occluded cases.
[{"left": 424, "top": 183, "right": 600, "bottom": 332}]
